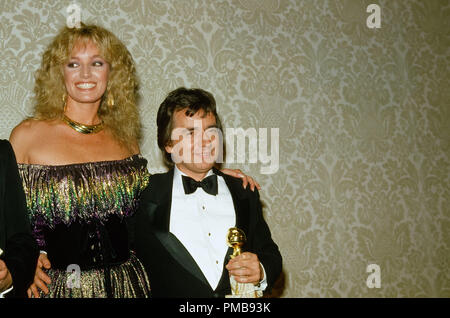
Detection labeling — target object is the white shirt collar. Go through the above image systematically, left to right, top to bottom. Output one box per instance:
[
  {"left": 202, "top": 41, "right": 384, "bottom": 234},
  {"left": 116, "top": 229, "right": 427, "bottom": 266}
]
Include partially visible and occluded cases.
[{"left": 173, "top": 165, "right": 215, "bottom": 181}]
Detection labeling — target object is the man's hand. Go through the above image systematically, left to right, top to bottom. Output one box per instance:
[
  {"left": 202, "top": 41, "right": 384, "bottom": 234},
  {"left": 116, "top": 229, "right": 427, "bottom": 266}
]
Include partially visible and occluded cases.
[
  {"left": 225, "top": 252, "right": 263, "bottom": 285},
  {"left": 27, "top": 253, "right": 51, "bottom": 298},
  {"left": 0, "top": 259, "right": 13, "bottom": 293}
]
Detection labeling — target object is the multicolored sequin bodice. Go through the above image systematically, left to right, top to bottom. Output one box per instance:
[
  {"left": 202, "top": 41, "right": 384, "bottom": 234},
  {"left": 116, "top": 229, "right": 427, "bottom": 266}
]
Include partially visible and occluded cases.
[{"left": 17, "top": 155, "right": 149, "bottom": 250}]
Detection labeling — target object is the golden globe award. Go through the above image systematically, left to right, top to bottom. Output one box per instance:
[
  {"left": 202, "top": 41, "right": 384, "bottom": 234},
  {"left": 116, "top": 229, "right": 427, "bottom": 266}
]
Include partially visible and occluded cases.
[{"left": 225, "top": 227, "right": 262, "bottom": 298}]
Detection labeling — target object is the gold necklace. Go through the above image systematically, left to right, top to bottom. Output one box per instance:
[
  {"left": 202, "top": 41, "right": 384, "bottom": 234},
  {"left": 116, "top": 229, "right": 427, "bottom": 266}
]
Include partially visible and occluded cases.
[{"left": 62, "top": 114, "right": 104, "bottom": 134}]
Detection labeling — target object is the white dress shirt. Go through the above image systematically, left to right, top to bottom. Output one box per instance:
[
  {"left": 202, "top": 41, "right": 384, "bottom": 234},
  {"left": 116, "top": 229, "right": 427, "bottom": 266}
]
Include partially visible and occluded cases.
[
  {"left": 170, "top": 166, "right": 267, "bottom": 292},
  {"left": 170, "top": 166, "right": 236, "bottom": 289}
]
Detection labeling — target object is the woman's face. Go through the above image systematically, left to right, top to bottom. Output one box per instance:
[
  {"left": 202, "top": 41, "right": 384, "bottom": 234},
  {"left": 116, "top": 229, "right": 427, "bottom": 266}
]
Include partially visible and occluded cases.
[{"left": 63, "top": 40, "right": 110, "bottom": 106}]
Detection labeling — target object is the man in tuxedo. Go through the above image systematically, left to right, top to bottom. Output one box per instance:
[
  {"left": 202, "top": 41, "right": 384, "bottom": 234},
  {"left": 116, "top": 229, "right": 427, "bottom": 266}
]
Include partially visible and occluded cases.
[
  {"left": 133, "top": 87, "right": 282, "bottom": 297},
  {"left": 0, "top": 140, "right": 39, "bottom": 298}
]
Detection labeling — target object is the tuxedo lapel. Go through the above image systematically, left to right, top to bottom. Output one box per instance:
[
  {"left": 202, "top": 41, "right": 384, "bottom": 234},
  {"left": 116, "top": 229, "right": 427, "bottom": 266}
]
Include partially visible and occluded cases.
[
  {"left": 213, "top": 168, "right": 252, "bottom": 294},
  {"left": 214, "top": 168, "right": 251, "bottom": 235},
  {"left": 142, "top": 169, "right": 210, "bottom": 287}
]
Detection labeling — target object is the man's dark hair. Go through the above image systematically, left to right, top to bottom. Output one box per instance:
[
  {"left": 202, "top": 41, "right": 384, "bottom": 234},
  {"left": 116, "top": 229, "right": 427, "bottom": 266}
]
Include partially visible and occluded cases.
[{"left": 157, "top": 87, "right": 223, "bottom": 167}]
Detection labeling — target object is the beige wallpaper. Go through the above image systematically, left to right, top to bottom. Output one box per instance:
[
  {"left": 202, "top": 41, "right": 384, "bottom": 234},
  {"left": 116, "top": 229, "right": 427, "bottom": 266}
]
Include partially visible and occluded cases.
[{"left": 0, "top": 0, "right": 449, "bottom": 297}]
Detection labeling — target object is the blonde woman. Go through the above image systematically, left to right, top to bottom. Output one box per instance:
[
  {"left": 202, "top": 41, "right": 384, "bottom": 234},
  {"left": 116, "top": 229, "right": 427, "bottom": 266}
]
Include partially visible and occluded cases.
[{"left": 10, "top": 24, "right": 258, "bottom": 298}]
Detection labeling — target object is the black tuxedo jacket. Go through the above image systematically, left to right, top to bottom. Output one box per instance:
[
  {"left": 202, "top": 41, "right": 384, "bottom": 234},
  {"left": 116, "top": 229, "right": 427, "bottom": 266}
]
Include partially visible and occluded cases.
[
  {"left": 0, "top": 140, "right": 39, "bottom": 298},
  {"left": 132, "top": 167, "right": 282, "bottom": 298}
]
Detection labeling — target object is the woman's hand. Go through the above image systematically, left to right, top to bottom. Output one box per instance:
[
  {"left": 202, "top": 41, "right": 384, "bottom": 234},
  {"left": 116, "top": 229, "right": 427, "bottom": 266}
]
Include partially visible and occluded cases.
[
  {"left": 220, "top": 168, "right": 261, "bottom": 191},
  {"left": 27, "top": 253, "right": 52, "bottom": 298},
  {"left": 0, "top": 259, "right": 13, "bottom": 293}
]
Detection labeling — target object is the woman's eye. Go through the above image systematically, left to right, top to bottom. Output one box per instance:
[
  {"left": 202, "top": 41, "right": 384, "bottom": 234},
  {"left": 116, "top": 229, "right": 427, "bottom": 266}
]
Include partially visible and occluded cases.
[
  {"left": 93, "top": 61, "right": 104, "bottom": 66},
  {"left": 67, "top": 62, "right": 79, "bottom": 68}
]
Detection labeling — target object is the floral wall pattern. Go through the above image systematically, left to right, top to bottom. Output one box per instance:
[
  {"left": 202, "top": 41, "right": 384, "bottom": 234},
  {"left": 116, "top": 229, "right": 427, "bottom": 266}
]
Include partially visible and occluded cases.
[{"left": 0, "top": 0, "right": 449, "bottom": 297}]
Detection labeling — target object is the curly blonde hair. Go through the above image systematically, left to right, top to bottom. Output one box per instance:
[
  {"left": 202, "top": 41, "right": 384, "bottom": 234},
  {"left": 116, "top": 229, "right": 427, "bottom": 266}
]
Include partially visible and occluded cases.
[{"left": 34, "top": 23, "right": 141, "bottom": 148}]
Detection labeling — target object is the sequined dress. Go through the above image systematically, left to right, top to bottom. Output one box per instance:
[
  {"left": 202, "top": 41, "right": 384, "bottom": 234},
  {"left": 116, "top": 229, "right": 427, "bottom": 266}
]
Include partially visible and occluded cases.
[{"left": 18, "top": 155, "right": 151, "bottom": 298}]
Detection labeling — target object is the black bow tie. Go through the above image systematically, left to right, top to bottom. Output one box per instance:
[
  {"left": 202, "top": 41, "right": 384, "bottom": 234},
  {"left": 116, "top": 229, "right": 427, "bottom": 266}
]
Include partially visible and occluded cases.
[{"left": 182, "top": 174, "right": 218, "bottom": 196}]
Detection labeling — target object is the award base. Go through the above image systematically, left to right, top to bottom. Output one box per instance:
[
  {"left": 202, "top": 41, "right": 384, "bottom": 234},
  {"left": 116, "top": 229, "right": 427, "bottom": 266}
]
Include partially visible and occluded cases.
[{"left": 225, "top": 276, "right": 263, "bottom": 298}]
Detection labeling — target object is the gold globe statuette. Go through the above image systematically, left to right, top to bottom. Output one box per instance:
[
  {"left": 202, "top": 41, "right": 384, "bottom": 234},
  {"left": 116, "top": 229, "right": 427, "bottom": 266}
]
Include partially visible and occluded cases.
[
  {"left": 226, "top": 227, "right": 262, "bottom": 298},
  {"left": 227, "top": 227, "right": 246, "bottom": 259}
]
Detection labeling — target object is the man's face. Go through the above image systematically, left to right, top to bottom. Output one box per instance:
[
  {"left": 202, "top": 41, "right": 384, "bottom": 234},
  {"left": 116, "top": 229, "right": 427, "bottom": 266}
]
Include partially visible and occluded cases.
[{"left": 165, "top": 109, "right": 221, "bottom": 179}]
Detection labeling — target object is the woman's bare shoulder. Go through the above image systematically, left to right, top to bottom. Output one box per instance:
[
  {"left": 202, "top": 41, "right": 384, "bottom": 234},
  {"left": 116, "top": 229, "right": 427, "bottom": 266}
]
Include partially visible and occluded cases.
[
  {"left": 9, "top": 119, "right": 57, "bottom": 162},
  {"left": 10, "top": 119, "right": 50, "bottom": 143},
  {"left": 10, "top": 119, "right": 34, "bottom": 143},
  {"left": 106, "top": 129, "right": 140, "bottom": 157}
]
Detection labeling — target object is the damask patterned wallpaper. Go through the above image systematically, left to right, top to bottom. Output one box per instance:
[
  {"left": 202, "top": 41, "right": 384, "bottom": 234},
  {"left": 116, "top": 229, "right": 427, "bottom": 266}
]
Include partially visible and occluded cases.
[{"left": 0, "top": 0, "right": 449, "bottom": 297}]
